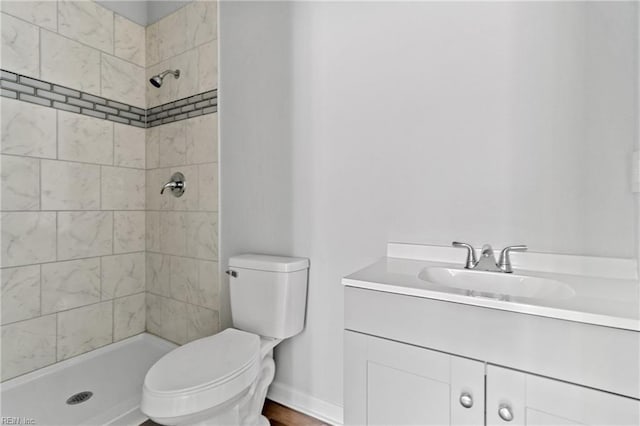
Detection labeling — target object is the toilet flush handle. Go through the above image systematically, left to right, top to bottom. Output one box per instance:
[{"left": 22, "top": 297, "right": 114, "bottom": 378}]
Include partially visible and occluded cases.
[{"left": 226, "top": 270, "right": 237, "bottom": 278}]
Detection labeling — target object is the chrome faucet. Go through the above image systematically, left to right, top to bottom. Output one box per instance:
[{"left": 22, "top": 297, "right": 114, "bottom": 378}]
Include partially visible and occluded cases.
[
  {"left": 452, "top": 242, "right": 527, "bottom": 273},
  {"left": 475, "top": 244, "right": 501, "bottom": 272},
  {"left": 497, "top": 245, "right": 528, "bottom": 273}
]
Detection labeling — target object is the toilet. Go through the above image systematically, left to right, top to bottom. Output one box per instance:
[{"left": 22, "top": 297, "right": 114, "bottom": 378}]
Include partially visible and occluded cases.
[{"left": 141, "top": 254, "right": 310, "bottom": 426}]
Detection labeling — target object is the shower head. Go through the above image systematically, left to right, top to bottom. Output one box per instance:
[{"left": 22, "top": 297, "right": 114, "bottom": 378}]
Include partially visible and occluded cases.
[{"left": 149, "top": 69, "right": 180, "bottom": 88}]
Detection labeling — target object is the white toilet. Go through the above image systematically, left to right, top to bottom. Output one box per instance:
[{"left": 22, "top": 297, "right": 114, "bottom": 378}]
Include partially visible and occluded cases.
[{"left": 141, "top": 254, "right": 309, "bottom": 426}]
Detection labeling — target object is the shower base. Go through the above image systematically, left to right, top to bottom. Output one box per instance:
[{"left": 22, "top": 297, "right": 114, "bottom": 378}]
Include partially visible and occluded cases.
[{"left": 1, "top": 333, "right": 175, "bottom": 425}]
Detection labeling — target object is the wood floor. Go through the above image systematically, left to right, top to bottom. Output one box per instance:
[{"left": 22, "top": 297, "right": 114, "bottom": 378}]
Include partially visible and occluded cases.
[
  {"left": 140, "top": 399, "right": 328, "bottom": 426},
  {"left": 263, "top": 399, "right": 329, "bottom": 426}
]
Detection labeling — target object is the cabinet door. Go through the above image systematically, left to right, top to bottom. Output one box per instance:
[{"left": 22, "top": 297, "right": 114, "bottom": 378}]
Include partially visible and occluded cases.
[
  {"left": 344, "top": 331, "right": 484, "bottom": 425},
  {"left": 487, "top": 365, "right": 640, "bottom": 426}
]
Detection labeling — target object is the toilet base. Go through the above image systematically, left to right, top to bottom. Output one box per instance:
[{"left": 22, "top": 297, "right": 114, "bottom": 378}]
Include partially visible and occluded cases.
[{"left": 149, "top": 341, "right": 280, "bottom": 426}]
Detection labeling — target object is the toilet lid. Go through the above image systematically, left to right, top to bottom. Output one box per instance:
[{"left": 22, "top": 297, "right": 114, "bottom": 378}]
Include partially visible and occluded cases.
[{"left": 145, "top": 328, "right": 260, "bottom": 395}]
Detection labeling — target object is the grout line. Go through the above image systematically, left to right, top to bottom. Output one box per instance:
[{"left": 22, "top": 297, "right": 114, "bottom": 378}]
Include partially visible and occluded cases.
[
  {"left": 112, "top": 10, "right": 116, "bottom": 57},
  {"left": 38, "top": 28, "right": 42, "bottom": 79},
  {"left": 99, "top": 53, "right": 103, "bottom": 97},
  {"left": 55, "top": 109, "right": 59, "bottom": 159},
  {"left": 111, "top": 122, "right": 115, "bottom": 166},
  {"left": 0, "top": 154, "right": 146, "bottom": 171},
  {"left": 38, "top": 159, "right": 42, "bottom": 211},
  {"left": 196, "top": 161, "right": 200, "bottom": 211},
  {"left": 99, "top": 165, "right": 103, "bottom": 212},
  {"left": 112, "top": 208, "right": 116, "bottom": 255},
  {"left": 1, "top": 209, "right": 148, "bottom": 213},
  {"left": 55, "top": 211, "right": 58, "bottom": 261},
  {"left": 110, "top": 211, "right": 114, "bottom": 255},
  {"left": 0, "top": 250, "right": 146, "bottom": 271},
  {"left": 142, "top": 250, "right": 217, "bottom": 263},
  {"left": 99, "top": 257, "right": 105, "bottom": 305},
  {"left": 39, "top": 264, "right": 43, "bottom": 317},
  {"left": 144, "top": 289, "right": 218, "bottom": 312},
  {"left": 1, "top": 290, "right": 146, "bottom": 328},
  {"left": 112, "top": 295, "right": 116, "bottom": 342},
  {"left": 111, "top": 297, "right": 115, "bottom": 342},
  {"left": 55, "top": 312, "right": 58, "bottom": 361}
]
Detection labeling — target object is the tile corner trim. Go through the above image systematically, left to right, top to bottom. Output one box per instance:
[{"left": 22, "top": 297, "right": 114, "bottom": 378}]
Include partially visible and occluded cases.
[{"left": 0, "top": 69, "right": 217, "bottom": 128}]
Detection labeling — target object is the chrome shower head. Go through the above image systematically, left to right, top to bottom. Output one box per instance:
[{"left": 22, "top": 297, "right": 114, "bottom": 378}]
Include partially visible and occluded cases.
[
  {"left": 149, "top": 69, "right": 180, "bottom": 88},
  {"left": 149, "top": 75, "right": 163, "bottom": 88}
]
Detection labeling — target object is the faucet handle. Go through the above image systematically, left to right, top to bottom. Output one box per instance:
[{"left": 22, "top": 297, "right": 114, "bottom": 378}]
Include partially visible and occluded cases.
[
  {"left": 160, "top": 172, "right": 185, "bottom": 197},
  {"left": 160, "top": 181, "right": 178, "bottom": 194},
  {"left": 452, "top": 242, "right": 477, "bottom": 269},
  {"left": 498, "top": 245, "right": 527, "bottom": 273}
]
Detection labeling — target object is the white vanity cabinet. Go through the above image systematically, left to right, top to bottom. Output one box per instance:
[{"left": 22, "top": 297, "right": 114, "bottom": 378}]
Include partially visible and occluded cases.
[
  {"left": 344, "top": 285, "right": 640, "bottom": 426},
  {"left": 345, "top": 329, "right": 640, "bottom": 426},
  {"left": 344, "top": 331, "right": 485, "bottom": 426},
  {"left": 486, "top": 365, "right": 640, "bottom": 426}
]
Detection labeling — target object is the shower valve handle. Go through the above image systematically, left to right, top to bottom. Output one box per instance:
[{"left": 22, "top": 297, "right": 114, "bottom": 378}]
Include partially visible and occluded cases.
[
  {"left": 160, "top": 172, "right": 185, "bottom": 197},
  {"left": 160, "top": 181, "right": 182, "bottom": 194}
]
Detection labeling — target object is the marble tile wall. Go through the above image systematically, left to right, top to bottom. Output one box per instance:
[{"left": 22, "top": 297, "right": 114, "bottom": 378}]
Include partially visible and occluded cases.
[
  {"left": 1, "top": 0, "right": 145, "bottom": 108},
  {"left": 1, "top": 0, "right": 220, "bottom": 379},
  {"left": 0, "top": 1, "right": 147, "bottom": 381},
  {"left": 145, "top": 1, "right": 220, "bottom": 345},
  {"left": 146, "top": 1, "right": 218, "bottom": 108}
]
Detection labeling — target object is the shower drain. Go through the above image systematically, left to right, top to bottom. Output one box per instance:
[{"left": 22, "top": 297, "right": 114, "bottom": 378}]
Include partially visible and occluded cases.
[{"left": 66, "top": 391, "right": 93, "bottom": 405}]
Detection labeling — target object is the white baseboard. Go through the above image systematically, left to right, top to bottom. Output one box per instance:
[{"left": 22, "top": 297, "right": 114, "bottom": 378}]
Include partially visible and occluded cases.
[{"left": 267, "top": 381, "right": 344, "bottom": 426}]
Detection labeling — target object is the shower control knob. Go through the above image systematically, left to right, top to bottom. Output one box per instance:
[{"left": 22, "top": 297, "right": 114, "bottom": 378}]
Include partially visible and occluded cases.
[
  {"left": 160, "top": 172, "right": 185, "bottom": 197},
  {"left": 459, "top": 392, "right": 473, "bottom": 408},
  {"left": 498, "top": 404, "right": 514, "bottom": 422}
]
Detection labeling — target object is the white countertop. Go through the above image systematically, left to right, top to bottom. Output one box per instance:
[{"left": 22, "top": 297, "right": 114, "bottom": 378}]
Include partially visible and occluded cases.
[{"left": 343, "top": 253, "right": 640, "bottom": 332}]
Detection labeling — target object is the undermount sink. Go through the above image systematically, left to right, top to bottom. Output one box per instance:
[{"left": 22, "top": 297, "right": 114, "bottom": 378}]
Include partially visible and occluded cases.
[{"left": 418, "top": 267, "right": 575, "bottom": 300}]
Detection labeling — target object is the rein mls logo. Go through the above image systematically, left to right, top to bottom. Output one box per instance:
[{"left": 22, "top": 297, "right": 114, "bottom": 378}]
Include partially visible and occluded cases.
[{"left": 1, "top": 418, "right": 35, "bottom": 425}]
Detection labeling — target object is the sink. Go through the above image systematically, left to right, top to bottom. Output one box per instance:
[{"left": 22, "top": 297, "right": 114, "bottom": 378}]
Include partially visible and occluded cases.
[{"left": 418, "top": 267, "right": 575, "bottom": 300}]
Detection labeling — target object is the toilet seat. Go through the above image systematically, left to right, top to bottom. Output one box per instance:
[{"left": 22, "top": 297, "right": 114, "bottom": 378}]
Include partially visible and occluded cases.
[{"left": 142, "top": 329, "right": 261, "bottom": 419}]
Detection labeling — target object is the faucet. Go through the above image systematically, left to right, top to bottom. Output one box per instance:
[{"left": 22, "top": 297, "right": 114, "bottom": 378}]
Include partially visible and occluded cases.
[
  {"left": 160, "top": 172, "right": 185, "bottom": 197},
  {"left": 452, "top": 242, "right": 527, "bottom": 273}
]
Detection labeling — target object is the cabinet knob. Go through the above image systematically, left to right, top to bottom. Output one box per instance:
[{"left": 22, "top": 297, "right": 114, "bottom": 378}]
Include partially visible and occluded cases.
[
  {"left": 459, "top": 392, "right": 473, "bottom": 408},
  {"left": 498, "top": 404, "right": 514, "bottom": 422}
]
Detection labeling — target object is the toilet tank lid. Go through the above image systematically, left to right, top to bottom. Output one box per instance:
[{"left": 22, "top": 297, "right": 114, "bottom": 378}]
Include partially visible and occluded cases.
[{"left": 229, "top": 254, "right": 309, "bottom": 272}]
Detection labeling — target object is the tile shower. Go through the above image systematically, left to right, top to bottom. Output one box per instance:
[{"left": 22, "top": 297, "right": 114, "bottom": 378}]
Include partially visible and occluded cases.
[{"left": 0, "top": 0, "right": 219, "bottom": 381}]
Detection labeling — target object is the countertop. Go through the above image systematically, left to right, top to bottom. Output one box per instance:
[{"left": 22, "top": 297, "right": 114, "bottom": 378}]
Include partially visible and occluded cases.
[{"left": 343, "top": 256, "right": 640, "bottom": 331}]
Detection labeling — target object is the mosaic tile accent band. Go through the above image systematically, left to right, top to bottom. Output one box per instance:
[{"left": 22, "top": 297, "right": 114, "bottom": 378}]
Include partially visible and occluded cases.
[
  {"left": 0, "top": 69, "right": 218, "bottom": 128},
  {"left": 0, "top": 69, "right": 146, "bottom": 127},
  {"left": 146, "top": 91, "right": 218, "bottom": 127}
]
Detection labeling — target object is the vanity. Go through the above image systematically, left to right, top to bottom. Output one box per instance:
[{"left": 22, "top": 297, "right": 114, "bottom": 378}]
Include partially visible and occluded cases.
[{"left": 343, "top": 243, "right": 640, "bottom": 425}]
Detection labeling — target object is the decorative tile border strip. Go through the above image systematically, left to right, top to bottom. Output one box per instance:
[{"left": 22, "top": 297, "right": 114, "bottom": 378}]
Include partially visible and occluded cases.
[
  {"left": 0, "top": 69, "right": 146, "bottom": 127},
  {"left": 0, "top": 69, "right": 219, "bottom": 129},
  {"left": 146, "top": 91, "right": 217, "bottom": 127}
]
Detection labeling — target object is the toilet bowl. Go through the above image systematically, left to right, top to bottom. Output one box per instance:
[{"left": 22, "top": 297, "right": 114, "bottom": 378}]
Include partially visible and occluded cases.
[{"left": 142, "top": 254, "right": 309, "bottom": 425}]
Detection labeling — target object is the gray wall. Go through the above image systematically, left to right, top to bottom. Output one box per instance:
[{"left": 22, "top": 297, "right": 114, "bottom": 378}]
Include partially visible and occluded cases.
[
  {"left": 96, "top": 0, "right": 191, "bottom": 25},
  {"left": 220, "top": 0, "right": 638, "bottom": 416},
  {"left": 147, "top": 1, "right": 191, "bottom": 24},
  {"left": 219, "top": 1, "right": 295, "bottom": 330}
]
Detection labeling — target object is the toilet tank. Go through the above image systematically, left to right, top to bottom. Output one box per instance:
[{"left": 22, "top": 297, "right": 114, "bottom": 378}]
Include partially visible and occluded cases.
[{"left": 228, "top": 254, "right": 309, "bottom": 339}]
